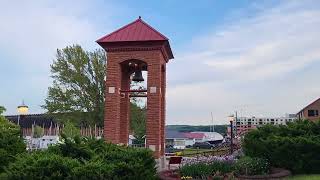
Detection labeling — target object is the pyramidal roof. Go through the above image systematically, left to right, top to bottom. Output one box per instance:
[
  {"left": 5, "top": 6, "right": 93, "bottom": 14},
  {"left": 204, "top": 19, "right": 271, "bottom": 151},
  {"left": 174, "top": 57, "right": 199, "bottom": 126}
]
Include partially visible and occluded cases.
[{"left": 97, "top": 17, "right": 169, "bottom": 42}]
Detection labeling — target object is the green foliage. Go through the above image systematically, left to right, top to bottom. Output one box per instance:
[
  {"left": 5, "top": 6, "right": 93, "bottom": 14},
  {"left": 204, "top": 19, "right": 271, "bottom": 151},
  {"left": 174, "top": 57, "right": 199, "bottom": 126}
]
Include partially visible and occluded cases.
[
  {"left": 43, "top": 45, "right": 106, "bottom": 126},
  {"left": 43, "top": 45, "right": 147, "bottom": 137},
  {"left": 130, "top": 102, "right": 146, "bottom": 142},
  {"left": 0, "top": 106, "right": 5, "bottom": 115},
  {"left": 0, "top": 107, "right": 26, "bottom": 173},
  {"left": 61, "top": 120, "right": 80, "bottom": 139},
  {"left": 242, "top": 120, "right": 320, "bottom": 174},
  {"left": 33, "top": 125, "right": 44, "bottom": 138},
  {"left": 48, "top": 136, "right": 93, "bottom": 163},
  {"left": 3, "top": 137, "right": 157, "bottom": 179},
  {"left": 3, "top": 152, "right": 80, "bottom": 179},
  {"left": 234, "top": 156, "right": 269, "bottom": 176},
  {"left": 72, "top": 160, "right": 115, "bottom": 180},
  {"left": 180, "top": 161, "right": 234, "bottom": 179},
  {"left": 288, "top": 174, "right": 320, "bottom": 180}
]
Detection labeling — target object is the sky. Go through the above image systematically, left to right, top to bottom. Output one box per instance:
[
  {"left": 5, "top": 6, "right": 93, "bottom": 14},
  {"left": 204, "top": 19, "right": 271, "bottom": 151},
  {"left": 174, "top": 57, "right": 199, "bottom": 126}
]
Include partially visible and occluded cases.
[{"left": 1, "top": 0, "right": 320, "bottom": 125}]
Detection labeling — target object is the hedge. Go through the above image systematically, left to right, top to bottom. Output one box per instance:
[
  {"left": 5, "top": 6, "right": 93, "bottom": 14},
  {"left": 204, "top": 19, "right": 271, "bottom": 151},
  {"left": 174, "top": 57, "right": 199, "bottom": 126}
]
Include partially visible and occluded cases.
[
  {"left": 242, "top": 120, "right": 320, "bottom": 174},
  {"left": 2, "top": 137, "right": 157, "bottom": 180}
]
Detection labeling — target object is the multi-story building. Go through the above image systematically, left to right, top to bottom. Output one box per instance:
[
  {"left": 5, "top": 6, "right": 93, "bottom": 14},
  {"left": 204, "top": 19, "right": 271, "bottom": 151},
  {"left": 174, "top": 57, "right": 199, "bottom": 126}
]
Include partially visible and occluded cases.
[
  {"left": 297, "top": 97, "right": 320, "bottom": 122},
  {"left": 231, "top": 115, "right": 297, "bottom": 136}
]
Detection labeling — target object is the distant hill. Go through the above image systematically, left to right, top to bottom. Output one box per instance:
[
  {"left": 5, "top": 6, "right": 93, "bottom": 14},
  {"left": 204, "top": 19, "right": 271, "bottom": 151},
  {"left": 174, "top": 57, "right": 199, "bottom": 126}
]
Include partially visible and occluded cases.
[{"left": 166, "top": 125, "right": 228, "bottom": 136}]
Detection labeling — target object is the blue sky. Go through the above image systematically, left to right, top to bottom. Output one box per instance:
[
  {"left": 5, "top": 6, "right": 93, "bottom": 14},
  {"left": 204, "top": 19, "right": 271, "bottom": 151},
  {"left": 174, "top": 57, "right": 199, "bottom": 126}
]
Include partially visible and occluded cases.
[{"left": 1, "top": 0, "right": 320, "bottom": 125}]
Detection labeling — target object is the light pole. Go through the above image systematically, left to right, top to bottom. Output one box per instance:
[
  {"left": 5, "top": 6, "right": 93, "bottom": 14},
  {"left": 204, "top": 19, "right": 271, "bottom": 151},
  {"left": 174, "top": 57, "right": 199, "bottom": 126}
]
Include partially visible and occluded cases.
[
  {"left": 228, "top": 115, "right": 235, "bottom": 154},
  {"left": 230, "top": 119, "right": 234, "bottom": 154}
]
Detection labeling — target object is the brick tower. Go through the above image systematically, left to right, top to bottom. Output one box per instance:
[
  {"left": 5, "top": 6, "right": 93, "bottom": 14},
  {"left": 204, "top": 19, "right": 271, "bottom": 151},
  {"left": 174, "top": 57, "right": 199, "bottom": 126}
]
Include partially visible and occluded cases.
[{"left": 96, "top": 17, "right": 173, "bottom": 158}]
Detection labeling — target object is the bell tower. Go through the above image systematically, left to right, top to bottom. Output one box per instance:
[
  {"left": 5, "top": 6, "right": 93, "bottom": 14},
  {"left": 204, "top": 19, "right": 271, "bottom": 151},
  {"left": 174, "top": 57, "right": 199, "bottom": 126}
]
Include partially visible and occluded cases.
[{"left": 97, "top": 17, "right": 174, "bottom": 158}]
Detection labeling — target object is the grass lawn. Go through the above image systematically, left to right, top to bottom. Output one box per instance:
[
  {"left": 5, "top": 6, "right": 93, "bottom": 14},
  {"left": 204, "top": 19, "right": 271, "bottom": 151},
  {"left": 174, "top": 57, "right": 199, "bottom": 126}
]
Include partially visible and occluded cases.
[
  {"left": 182, "top": 148, "right": 213, "bottom": 155},
  {"left": 287, "top": 175, "right": 320, "bottom": 180}
]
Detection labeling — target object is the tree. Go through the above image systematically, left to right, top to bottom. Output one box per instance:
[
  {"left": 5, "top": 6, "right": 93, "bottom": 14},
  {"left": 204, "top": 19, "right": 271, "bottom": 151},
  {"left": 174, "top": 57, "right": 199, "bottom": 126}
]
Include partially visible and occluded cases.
[
  {"left": 43, "top": 45, "right": 106, "bottom": 126},
  {"left": 43, "top": 45, "right": 147, "bottom": 137},
  {"left": 130, "top": 102, "right": 146, "bottom": 142},
  {"left": 0, "top": 106, "right": 26, "bottom": 172},
  {"left": 61, "top": 120, "right": 81, "bottom": 139},
  {"left": 33, "top": 125, "right": 44, "bottom": 138}
]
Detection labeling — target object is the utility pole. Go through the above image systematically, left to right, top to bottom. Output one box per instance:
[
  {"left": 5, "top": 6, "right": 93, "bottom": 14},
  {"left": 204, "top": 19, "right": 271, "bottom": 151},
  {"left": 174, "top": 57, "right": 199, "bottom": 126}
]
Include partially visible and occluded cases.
[{"left": 211, "top": 112, "right": 214, "bottom": 132}]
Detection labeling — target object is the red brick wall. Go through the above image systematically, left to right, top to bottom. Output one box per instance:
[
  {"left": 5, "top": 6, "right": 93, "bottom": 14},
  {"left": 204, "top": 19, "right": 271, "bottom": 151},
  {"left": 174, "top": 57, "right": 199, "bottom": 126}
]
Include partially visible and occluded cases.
[
  {"left": 104, "top": 49, "right": 167, "bottom": 158},
  {"left": 120, "top": 70, "right": 130, "bottom": 144},
  {"left": 302, "top": 99, "right": 320, "bottom": 122}
]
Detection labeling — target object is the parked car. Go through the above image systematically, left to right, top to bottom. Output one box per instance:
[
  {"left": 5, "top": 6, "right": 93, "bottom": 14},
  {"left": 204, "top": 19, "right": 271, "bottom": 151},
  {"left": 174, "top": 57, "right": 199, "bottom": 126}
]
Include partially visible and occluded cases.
[{"left": 193, "top": 142, "right": 215, "bottom": 149}]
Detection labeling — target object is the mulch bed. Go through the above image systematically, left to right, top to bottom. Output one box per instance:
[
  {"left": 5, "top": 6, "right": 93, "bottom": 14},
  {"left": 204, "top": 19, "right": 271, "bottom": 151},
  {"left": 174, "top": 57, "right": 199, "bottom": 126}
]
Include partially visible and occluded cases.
[
  {"left": 159, "top": 168, "right": 291, "bottom": 180},
  {"left": 236, "top": 168, "right": 291, "bottom": 179},
  {"left": 158, "top": 170, "right": 180, "bottom": 180}
]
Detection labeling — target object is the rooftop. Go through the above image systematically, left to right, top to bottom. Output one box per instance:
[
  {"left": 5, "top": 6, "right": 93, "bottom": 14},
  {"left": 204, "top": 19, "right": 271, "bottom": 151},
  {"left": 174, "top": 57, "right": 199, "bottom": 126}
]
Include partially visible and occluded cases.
[{"left": 96, "top": 17, "right": 168, "bottom": 43}]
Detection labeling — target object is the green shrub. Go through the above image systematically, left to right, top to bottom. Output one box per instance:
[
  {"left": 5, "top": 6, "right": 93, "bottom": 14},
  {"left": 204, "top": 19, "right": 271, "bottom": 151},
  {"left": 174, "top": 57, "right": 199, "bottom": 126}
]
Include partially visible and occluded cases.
[
  {"left": 0, "top": 111, "right": 26, "bottom": 173},
  {"left": 243, "top": 120, "right": 320, "bottom": 174},
  {"left": 48, "top": 136, "right": 93, "bottom": 162},
  {"left": 2, "top": 137, "right": 157, "bottom": 179},
  {"left": 50, "top": 137, "right": 157, "bottom": 179},
  {"left": 97, "top": 145, "right": 157, "bottom": 179},
  {"left": 3, "top": 152, "right": 80, "bottom": 179},
  {"left": 234, "top": 156, "right": 269, "bottom": 176},
  {"left": 72, "top": 160, "right": 115, "bottom": 180},
  {"left": 180, "top": 161, "right": 233, "bottom": 179}
]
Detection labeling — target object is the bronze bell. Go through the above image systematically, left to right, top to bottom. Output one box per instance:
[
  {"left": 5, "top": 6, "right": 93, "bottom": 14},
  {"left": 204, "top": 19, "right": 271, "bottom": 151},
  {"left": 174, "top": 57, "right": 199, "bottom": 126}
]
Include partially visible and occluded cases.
[{"left": 132, "top": 70, "right": 144, "bottom": 82}]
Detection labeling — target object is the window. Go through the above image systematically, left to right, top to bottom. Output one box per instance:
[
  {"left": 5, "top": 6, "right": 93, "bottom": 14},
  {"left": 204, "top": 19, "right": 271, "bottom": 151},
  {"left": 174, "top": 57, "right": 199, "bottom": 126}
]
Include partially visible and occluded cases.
[
  {"left": 308, "top": 110, "right": 319, "bottom": 117},
  {"left": 174, "top": 140, "right": 185, "bottom": 146}
]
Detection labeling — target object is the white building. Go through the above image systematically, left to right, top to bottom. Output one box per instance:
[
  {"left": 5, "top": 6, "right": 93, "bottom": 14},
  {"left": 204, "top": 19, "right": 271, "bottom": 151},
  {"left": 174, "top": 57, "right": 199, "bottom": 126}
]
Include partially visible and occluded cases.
[
  {"left": 231, "top": 115, "right": 297, "bottom": 135},
  {"left": 165, "top": 130, "right": 223, "bottom": 149},
  {"left": 25, "top": 135, "right": 60, "bottom": 150}
]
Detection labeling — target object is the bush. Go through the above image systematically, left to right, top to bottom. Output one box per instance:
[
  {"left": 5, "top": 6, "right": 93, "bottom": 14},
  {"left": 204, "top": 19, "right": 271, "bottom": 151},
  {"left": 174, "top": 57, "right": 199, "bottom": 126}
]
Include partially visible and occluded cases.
[
  {"left": 0, "top": 108, "right": 26, "bottom": 173},
  {"left": 242, "top": 120, "right": 320, "bottom": 174},
  {"left": 2, "top": 136, "right": 157, "bottom": 179},
  {"left": 48, "top": 136, "right": 93, "bottom": 163},
  {"left": 97, "top": 144, "right": 157, "bottom": 179},
  {"left": 3, "top": 152, "right": 80, "bottom": 179},
  {"left": 234, "top": 156, "right": 269, "bottom": 176},
  {"left": 72, "top": 160, "right": 115, "bottom": 180},
  {"left": 180, "top": 161, "right": 233, "bottom": 179}
]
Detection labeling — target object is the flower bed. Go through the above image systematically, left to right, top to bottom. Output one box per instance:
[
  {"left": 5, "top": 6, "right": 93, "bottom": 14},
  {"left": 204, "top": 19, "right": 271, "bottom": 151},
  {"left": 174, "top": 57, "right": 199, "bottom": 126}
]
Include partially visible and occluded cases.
[
  {"left": 159, "top": 153, "right": 291, "bottom": 180},
  {"left": 182, "top": 154, "right": 236, "bottom": 166}
]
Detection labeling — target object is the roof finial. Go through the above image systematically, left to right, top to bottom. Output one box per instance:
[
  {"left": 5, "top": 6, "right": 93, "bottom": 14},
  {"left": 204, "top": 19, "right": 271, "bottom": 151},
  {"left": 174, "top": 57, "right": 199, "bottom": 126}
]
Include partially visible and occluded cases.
[{"left": 138, "top": 16, "right": 141, "bottom": 19}]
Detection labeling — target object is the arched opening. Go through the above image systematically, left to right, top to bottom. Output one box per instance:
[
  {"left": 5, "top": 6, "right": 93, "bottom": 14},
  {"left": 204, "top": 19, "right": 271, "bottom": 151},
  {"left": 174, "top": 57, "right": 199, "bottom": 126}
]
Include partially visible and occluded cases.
[{"left": 120, "top": 59, "right": 148, "bottom": 146}]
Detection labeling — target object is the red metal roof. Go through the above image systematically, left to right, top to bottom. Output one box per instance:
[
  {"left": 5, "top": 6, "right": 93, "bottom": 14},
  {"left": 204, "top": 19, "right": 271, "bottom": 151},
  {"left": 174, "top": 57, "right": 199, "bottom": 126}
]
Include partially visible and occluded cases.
[
  {"left": 97, "top": 17, "right": 169, "bottom": 43},
  {"left": 183, "top": 132, "right": 205, "bottom": 139}
]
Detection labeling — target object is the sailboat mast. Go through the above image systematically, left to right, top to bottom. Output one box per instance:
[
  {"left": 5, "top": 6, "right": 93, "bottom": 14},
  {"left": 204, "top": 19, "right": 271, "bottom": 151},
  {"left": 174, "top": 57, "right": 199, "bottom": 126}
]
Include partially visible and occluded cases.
[{"left": 211, "top": 112, "right": 214, "bottom": 132}]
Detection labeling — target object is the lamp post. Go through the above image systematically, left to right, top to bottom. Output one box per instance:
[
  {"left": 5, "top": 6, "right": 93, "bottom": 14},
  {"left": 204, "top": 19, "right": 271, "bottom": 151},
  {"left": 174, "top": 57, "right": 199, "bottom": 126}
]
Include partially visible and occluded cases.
[
  {"left": 228, "top": 115, "right": 234, "bottom": 155},
  {"left": 230, "top": 119, "right": 234, "bottom": 154}
]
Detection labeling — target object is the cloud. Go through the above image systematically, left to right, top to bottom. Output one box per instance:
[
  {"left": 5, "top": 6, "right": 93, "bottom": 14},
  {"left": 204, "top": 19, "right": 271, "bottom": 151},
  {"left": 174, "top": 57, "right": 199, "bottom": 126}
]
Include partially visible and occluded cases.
[
  {"left": 0, "top": 0, "right": 118, "bottom": 114},
  {"left": 167, "top": 0, "right": 320, "bottom": 124},
  {"left": 174, "top": 1, "right": 320, "bottom": 82}
]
